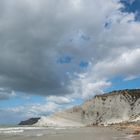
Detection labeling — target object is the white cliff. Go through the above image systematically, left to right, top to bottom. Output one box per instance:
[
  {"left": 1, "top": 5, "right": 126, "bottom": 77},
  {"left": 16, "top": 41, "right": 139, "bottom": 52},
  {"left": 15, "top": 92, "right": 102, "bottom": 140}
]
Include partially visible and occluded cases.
[{"left": 35, "top": 89, "right": 140, "bottom": 127}]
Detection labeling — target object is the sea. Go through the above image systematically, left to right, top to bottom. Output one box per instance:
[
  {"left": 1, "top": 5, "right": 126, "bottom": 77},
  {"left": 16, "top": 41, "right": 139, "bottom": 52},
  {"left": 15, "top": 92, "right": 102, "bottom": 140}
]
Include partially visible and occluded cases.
[
  {"left": 0, "top": 125, "right": 140, "bottom": 140},
  {"left": 0, "top": 125, "right": 67, "bottom": 136}
]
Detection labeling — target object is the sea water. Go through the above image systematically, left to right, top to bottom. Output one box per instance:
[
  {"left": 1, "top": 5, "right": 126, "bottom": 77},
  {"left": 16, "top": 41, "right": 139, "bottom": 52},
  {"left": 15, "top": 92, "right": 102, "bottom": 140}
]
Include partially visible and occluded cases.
[
  {"left": 0, "top": 126, "right": 139, "bottom": 140},
  {"left": 0, "top": 126, "right": 69, "bottom": 136}
]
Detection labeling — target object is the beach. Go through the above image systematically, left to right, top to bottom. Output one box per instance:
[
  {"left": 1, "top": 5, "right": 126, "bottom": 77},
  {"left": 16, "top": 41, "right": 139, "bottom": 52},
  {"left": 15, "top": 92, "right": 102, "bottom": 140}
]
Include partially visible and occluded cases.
[{"left": 0, "top": 126, "right": 140, "bottom": 140}]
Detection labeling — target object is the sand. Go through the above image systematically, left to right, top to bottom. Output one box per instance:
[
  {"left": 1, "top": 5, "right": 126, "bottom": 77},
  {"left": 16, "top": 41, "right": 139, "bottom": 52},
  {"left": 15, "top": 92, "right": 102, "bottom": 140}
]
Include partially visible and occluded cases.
[{"left": 0, "top": 126, "right": 140, "bottom": 140}]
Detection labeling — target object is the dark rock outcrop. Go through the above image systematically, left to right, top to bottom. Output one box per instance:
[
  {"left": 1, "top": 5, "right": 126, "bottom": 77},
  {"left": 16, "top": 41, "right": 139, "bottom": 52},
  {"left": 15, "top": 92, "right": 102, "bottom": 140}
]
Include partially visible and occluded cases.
[{"left": 18, "top": 117, "right": 40, "bottom": 125}]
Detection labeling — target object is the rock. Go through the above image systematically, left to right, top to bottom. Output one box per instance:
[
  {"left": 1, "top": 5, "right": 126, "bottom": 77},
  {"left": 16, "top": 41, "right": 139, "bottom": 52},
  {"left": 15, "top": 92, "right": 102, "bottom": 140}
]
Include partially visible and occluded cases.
[
  {"left": 35, "top": 89, "right": 140, "bottom": 127},
  {"left": 81, "top": 89, "right": 140, "bottom": 125},
  {"left": 18, "top": 117, "right": 40, "bottom": 125}
]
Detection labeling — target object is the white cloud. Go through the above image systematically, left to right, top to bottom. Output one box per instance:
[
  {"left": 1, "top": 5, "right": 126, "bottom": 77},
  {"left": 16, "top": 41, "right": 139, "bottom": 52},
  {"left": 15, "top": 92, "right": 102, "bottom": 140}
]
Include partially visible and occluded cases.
[
  {"left": 69, "top": 48, "right": 140, "bottom": 99},
  {"left": 92, "top": 48, "right": 140, "bottom": 80},
  {"left": 70, "top": 75, "right": 111, "bottom": 99},
  {"left": 123, "top": 75, "right": 140, "bottom": 81},
  {"left": 0, "top": 94, "right": 77, "bottom": 124},
  {"left": 46, "top": 96, "right": 72, "bottom": 104},
  {"left": 0, "top": 102, "right": 63, "bottom": 124}
]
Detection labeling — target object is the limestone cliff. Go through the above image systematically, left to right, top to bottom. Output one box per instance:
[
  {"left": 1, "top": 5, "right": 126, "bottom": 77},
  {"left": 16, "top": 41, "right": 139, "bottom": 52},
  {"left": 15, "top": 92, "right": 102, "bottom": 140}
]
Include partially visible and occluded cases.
[{"left": 35, "top": 89, "right": 140, "bottom": 127}]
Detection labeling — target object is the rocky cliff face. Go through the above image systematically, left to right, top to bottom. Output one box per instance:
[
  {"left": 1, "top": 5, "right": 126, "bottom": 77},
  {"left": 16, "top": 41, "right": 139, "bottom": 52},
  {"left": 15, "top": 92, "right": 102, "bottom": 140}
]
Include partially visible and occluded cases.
[
  {"left": 35, "top": 89, "right": 140, "bottom": 127},
  {"left": 81, "top": 89, "right": 140, "bottom": 125}
]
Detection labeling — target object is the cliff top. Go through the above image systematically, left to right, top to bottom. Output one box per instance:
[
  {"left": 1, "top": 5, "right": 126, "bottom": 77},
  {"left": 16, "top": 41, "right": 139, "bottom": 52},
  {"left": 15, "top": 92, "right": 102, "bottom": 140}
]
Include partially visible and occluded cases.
[{"left": 95, "top": 89, "right": 140, "bottom": 98}]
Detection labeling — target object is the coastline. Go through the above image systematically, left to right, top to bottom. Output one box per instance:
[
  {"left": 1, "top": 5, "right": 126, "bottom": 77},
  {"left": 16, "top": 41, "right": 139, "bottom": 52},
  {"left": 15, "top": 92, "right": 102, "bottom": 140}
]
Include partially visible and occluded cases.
[{"left": 0, "top": 125, "right": 140, "bottom": 140}]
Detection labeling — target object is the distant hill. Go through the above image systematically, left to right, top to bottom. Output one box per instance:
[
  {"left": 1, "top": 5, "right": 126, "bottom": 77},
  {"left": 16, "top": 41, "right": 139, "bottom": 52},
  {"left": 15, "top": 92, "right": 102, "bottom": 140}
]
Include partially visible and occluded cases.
[{"left": 19, "top": 117, "right": 40, "bottom": 125}]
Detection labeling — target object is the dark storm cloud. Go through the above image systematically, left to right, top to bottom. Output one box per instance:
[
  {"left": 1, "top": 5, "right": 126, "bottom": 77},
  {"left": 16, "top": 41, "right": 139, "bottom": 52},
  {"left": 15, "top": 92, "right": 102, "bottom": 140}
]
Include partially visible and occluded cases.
[{"left": 0, "top": 88, "right": 15, "bottom": 100}]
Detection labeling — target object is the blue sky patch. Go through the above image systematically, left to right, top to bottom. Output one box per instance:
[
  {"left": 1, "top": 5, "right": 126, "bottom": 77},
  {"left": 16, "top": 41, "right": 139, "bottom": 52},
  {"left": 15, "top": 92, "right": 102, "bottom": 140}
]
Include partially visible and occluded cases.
[
  {"left": 120, "top": 0, "right": 140, "bottom": 21},
  {"left": 79, "top": 61, "right": 89, "bottom": 68},
  {"left": 105, "top": 76, "right": 140, "bottom": 92},
  {"left": 0, "top": 94, "right": 44, "bottom": 108}
]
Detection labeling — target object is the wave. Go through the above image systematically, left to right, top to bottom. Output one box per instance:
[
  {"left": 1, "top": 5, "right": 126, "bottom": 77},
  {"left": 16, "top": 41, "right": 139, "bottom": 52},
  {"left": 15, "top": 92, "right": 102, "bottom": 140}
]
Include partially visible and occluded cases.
[{"left": 0, "top": 126, "right": 46, "bottom": 135}]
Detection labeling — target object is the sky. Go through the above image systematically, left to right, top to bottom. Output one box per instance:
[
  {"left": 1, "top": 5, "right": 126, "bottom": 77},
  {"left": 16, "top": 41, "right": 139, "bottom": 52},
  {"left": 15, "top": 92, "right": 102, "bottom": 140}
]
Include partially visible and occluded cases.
[{"left": 0, "top": 0, "right": 140, "bottom": 124}]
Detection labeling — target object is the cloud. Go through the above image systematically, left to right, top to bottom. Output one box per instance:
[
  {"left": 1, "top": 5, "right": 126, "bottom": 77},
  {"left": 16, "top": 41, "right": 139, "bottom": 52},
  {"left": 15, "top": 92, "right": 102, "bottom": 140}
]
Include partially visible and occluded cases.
[
  {"left": 0, "top": 0, "right": 139, "bottom": 100},
  {"left": 0, "top": 0, "right": 121, "bottom": 97},
  {"left": 69, "top": 48, "right": 140, "bottom": 99},
  {"left": 93, "top": 48, "right": 140, "bottom": 80},
  {"left": 70, "top": 75, "right": 111, "bottom": 99},
  {"left": 123, "top": 75, "right": 140, "bottom": 81},
  {"left": 0, "top": 88, "right": 16, "bottom": 100},
  {"left": 46, "top": 96, "right": 72, "bottom": 104},
  {"left": 0, "top": 101, "right": 73, "bottom": 124},
  {"left": 0, "top": 103, "right": 58, "bottom": 124}
]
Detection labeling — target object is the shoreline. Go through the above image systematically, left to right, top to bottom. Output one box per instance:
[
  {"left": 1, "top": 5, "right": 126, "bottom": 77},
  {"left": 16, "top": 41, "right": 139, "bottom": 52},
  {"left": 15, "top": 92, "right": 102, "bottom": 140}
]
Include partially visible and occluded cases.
[
  {"left": 113, "top": 124, "right": 140, "bottom": 135},
  {"left": 0, "top": 125, "right": 140, "bottom": 140}
]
